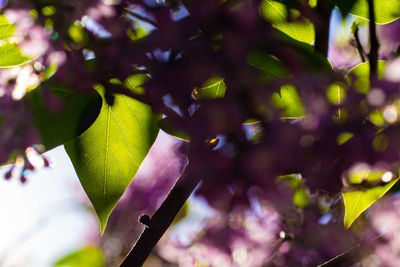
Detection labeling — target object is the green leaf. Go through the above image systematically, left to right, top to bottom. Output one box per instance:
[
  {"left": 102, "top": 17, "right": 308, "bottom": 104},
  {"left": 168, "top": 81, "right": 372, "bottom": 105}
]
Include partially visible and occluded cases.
[
  {"left": 260, "top": 0, "right": 315, "bottom": 44},
  {"left": 335, "top": 0, "right": 359, "bottom": 18},
  {"left": 350, "top": 0, "right": 400, "bottom": 24},
  {"left": 0, "top": 15, "right": 16, "bottom": 40},
  {"left": 0, "top": 42, "right": 32, "bottom": 68},
  {"left": 246, "top": 50, "right": 291, "bottom": 78},
  {"left": 346, "top": 60, "right": 386, "bottom": 94},
  {"left": 193, "top": 77, "right": 226, "bottom": 99},
  {"left": 326, "top": 82, "right": 346, "bottom": 105},
  {"left": 26, "top": 84, "right": 102, "bottom": 150},
  {"left": 271, "top": 84, "right": 305, "bottom": 118},
  {"left": 64, "top": 86, "right": 159, "bottom": 233},
  {"left": 157, "top": 117, "right": 190, "bottom": 141},
  {"left": 343, "top": 177, "right": 399, "bottom": 228},
  {"left": 293, "top": 187, "right": 309, "bottom": 208},
  {"left": 53, "top": 246, "right": 105, "bottom": 267}
]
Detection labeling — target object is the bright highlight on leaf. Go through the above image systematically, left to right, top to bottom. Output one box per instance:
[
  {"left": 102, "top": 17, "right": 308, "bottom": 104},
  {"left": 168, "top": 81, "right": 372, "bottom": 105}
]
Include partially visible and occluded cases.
[
  {"left": 260, "top": 0, "right": 315, "bottom": 44},
  {"left": 350, "top": 0, "right": 400, "bottom": 24},
  {"left": 65, "top": 86, "right": 159, "bottom": 233},
  {"left": 343, "top": 177, "right": 399, "bottom": 229}
]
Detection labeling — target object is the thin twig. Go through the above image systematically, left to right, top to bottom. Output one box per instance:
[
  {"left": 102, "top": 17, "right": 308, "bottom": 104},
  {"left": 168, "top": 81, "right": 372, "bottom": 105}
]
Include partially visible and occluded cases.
[
  {"left": 367, "top": 0, "right": 380, "bottom": 81},
  {"left": 354, "top": 27, "right": 366, "bottom": 62},
  {"left": 120, "top": 164, "right": 202, "bottom": 266},
  {"left": 318, "top": 233, "right": 385, "bottom": 267}
]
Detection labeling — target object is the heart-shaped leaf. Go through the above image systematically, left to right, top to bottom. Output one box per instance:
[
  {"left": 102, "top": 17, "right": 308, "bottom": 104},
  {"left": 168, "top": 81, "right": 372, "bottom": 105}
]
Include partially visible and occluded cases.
[{"left": 65, "top": 86, "right": 159, "bottom": 233}]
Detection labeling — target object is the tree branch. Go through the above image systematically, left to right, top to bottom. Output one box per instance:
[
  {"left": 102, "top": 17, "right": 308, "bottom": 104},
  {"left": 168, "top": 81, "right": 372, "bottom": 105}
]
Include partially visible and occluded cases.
[
  {"left": 367, "top": 0, "right": 380, "bottom": 81},
  {"left": 313, "top": 1, "right": 334, "bottom": 57},
  {"left": 119, "top": 164, "right": 201, "bottom": 266}
]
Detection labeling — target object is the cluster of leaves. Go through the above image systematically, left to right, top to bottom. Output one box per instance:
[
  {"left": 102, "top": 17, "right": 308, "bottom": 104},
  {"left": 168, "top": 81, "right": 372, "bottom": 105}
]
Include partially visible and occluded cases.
[{"left": 1, "top": 0, "right": 400, "bottom": 265}]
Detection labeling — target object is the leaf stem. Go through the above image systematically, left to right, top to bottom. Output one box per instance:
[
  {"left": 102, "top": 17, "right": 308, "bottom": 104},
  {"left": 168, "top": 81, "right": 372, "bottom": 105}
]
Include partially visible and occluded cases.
[{"left": 119, "top": 164, "right": 201, "bottom": 266}]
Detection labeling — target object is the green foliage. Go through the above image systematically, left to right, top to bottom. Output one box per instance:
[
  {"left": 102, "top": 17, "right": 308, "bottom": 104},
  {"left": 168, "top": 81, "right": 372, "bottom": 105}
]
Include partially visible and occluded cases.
[
  {"left": 260, "top": 0, "right": 315, "bottom": 44},
  {"left": 335, "top": 0, "right": 358, "bottom": 18},
  {"left": 350, "top": 0, "right": 400, "bottom": 24},
  {"left": 0, "top": 15, "right": 16, "bottom": 40},
  {"left": 0, "top": 42, "right": 32, "bottom": 68},
  {"left": 246, "top": 50, "right": 290, "bottom": 79},
  {"left": 346, "top": 60, "right": 386, "bottom": 94},
  {"left": 124, "top": 74, "right": 148, "bottom": 95},
  {"left": 193, "top": 77, "right": 226, "bottom": 99},
  {"left": 326, "top": 82, "right": 346, "bottom": 105},
  {"left": 27, "top": 84, "right": 102, "bottom": 150},
  {"left": 271, "top": 84, "right": 305, "bottom": 118},
  {"left": 65, "top": 85, "right": 159, "bottom": 233},
  {"left": 157, "top": 117, "right": 190, "bottom": 141},
  {"left": 278, "top": 174, "right": 309, "bottom": 208},
  {"left": 343, "top": 177, "right": 399, "bottom": 228},
  {"left": 293, "top": 187, "right": 309, "bottom": 208},
  {"left": 53, "top": 246, "right": 105, "bottom": 267}
]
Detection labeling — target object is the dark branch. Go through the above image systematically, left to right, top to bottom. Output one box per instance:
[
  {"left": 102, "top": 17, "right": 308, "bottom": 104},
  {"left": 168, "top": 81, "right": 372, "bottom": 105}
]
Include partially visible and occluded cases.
[
  {"left": 367, "top": 0, "right": 380, "bottom": 81},
  {"left": 313, "top": 1, "right": 334, "bottom": 57},
  {"left": 120, "top": 165, "right": 201, "bottom": 266}
]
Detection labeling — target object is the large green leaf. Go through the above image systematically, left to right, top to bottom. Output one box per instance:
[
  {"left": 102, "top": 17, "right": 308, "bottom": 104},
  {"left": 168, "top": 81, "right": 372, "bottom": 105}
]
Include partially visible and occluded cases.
[
  {"left": 260, "top": 0, "right": 315, "bottom": 44},
  {"left": 350, "top": 0, "right": 400, "bottom": 24},
  {"left": 0, "top": 15, "right": 16, "bottom": 40},
  {"left": 0, "top": 42, "right": 32, "bottom": 68},
  {"left": 346, "top": 60, "right": 386, "bottom": 94},
  {"left": 27, "top": 84, "right": 102, "bottom": 150},
  {"left": 271, "top": 84, "right": 305, "bottom": 118},
  {"left": 65, "top": 86, "right": 159, "bottom": 233},
  {"left": 343, "top": 177, "right": 399, "bottom": 228},
  {"left": 53, "top": 246, "right": 105, "bottom": 267}
]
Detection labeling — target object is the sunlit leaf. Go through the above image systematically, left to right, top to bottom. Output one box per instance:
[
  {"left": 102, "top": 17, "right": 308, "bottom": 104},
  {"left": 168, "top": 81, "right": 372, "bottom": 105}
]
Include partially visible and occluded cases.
[
  {"left": 260, "top": 0, "right": 315, "bottom": 44},
  {"left": 350, "top": 0, "right": 400, "bottom": 24},
  {"left": 0, "top": 15, "right": 16, "bottom": 40},
  {"left": 0, "top": 42, "right": 32, "bottom": 68},
  {"left": 246, "top": 50, "right": 290, "bottom": 78},
  {"left": 346, "top": 60, "right": 386, "bottom": 94},
  {"left": 124, "top": 74, "right": 148, "bottom": 95},
  {"left": 193, "top": 77, "right": 226, "bottom": 99},
  {"left": 326, "top": 82, "right": 346, "bottom": 105},
  {"left": 27, "top": 83, "right": 102, "bottom": 150},
  {"left": 272, "top": 84, "right": 305, "bottom": 118},
  {"left": 64, "top": 86, "right": 159, "bottom": 233},
  {"left": 343, "top": 177, "right": 399, "bottom": 228},
  {"left": 293, "top": 187, "right": 309, "bottom": 208},
  {"left": 53, "top": 246, "right": 105, "bottom": 267}
]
